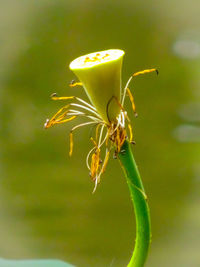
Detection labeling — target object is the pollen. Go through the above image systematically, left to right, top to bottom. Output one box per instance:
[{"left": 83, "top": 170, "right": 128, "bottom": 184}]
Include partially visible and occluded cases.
[{"left": 70, "top": 49, "right": 124, "bottom": 69}]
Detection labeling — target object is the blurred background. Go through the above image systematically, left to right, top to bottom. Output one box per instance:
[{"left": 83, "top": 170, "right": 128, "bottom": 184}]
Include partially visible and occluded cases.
[{"left": 0, "top": 0, "right": 200, "bottom": 266}]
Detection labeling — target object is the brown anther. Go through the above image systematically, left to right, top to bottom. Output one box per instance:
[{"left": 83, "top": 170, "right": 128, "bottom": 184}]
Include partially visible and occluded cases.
[
  {"left": 70, "top": 79, "right": 76, "bottom": 85},
  {"left": 50, "top": 93, "right": 57, "bottom": 98},
  {"left": 134, "top": 112, "right": 138, "bottom": 118},
  {"left": 44, "top": 119, "right": 50, "bottom": 129},
  {"left": 131, "top": 141, "right": 136, "bottom": 145}
]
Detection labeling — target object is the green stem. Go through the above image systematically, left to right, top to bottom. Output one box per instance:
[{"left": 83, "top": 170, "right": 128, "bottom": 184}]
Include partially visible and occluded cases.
[{"left": 118, "top": 140, "right": 151, "bottom": 267}]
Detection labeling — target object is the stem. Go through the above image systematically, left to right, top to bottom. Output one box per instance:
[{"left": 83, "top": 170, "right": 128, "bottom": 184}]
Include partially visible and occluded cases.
[{"left": 118, "top": 140, "right": 151, "bottom": 267}]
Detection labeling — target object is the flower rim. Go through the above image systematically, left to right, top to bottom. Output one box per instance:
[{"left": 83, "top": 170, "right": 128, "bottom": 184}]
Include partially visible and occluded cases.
[{"left": 69, "top": 49, "right": 125, "bottom": 70}]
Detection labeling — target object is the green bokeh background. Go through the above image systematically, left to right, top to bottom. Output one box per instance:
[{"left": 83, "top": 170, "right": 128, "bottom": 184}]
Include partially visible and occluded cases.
[{"left": 0, "top": 0, "right": 200, "bottom": 266}]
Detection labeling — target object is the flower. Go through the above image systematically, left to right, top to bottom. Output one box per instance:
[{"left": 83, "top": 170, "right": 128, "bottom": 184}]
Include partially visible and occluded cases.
[
  {"left": 44, "top": 49, "right": 157, "bottom": 192},
  {"left": 69, "top": 49, "right": 124, "bottom": 123}
]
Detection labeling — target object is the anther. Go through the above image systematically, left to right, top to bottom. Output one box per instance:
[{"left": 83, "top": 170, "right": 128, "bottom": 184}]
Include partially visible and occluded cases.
[
  {"left": 155, "top": 69, "right": 159, "bottom": 75},
  {"left": 69, "top": 80, "right": 75, "bottom": 86},
  {"left": 69, "top": 80, "right": 82, "bottom": 87},
  {"left": 50, "top": 92, "right": 58, "bottom": 98},
  {"left": 134, "top": 112, "right": 138, "bottom": 118},
  {"left": 44, "top": 119, "right": 49, "bottom": 129},
  {"left": 130, "top": 141, "right": 136, "bottom": 145}
]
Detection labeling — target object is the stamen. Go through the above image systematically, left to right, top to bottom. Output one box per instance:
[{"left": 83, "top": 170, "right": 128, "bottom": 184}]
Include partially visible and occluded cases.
[
  {"left": 122, "top": 68, "right": 158, "bottom": 106},
  {"left": 132, "top": 68, "right": 158, "bottom": 77},
  {"left": 122, "top": 76, "right": 133, "bottom": 106},
  {"left": 69, "top": 80, "right": 82, "bottom": 87},
  {"left": 126, "top": 88, "right": 138, "bottom": 117},
  {"left": 50, "top": 93, "right": 58, "bottom": 98},
  {"left": 50, "top": 94, "right": 97, "bottom": 112},
  {"left": 51, "top": 95, "right": 75, "bottom": 101},
  {"left": 76, "top": 97, "right": 97, "bottom": 111},
  {"left": 47, "top": 101, "right": 101, "bottom": 128},
  {"left": 44, "top": 103, "right": 77, "bottom": 128},
  {"left": 70, "top": 103, "right": 101, "bottom": 118},
  {"left": 45, "top": 105, "right": 70, "bottom": 127},
  {"left": 50, "top": 105, "right": 69, "bottom": 119},
  {"left": 68, "top": 109, "right": 102, "bottom": 122},
  {"left": 54, "top": 110, "right": 69, "bottom": 122},
  {"left": 123, "top": 110, "right": 130, "bottom": 122},
  {"left": 67, "top": 112, "right": 102, "bottom": 122},
  {"left": 67, "top": 112, "right": 84, "bottom": 116},
  {"left": 118, "top": 112, "right": 125, "bottom": 128},
  {"left": 121, "top": 112, "right": 126, "bottom": 128},
  {"left": 85, "top": 115, "right": 102, "bottom": 122},
  {"left": 54, "top": 116, "right": 76, "bottom": 125},
  {"left": 112, "top": 116, "right": 121, "bottom": 134},
  {"left": 44, "top": 119, "right": 50, "bottom": 128},
  {"left": 69, "top": 121, "right": 99, "bottom": 157},
  {"left": 71, "top": 121, "right": 97, "bottom": 132},
  {"left": 95, "top": 123, "right": 101, "bottom": 142},
  {"left": 128, "top": 123, "right": 133, "bottom": 143},
  {"left": 98, "top": 124, "right": 105, "bottom": 147},
  {"left": 111, "top": 125, "right": 126, "bottom": 153},
  {"left": 106, "top": 127, "right": 112, "bottom": 146},
  {"left": 116, "top": 127, "right": 121, "bottom": 152},
  {"left": 120, "top": 129, "right": 126, "bottom": 148},
  {"left": 99, "top": 131, "right": 109, "bottom": 149},
  {"left": 69, "top": 132, "right": 73, "bottom": 156},
  {"left": 90, "top": 136, "right": 98, "bottom": 147},
  {"left": 90, "top": 137, "right": 101, "bottom": 181},
  {"left": 86, "top": 147, "right": 96, "bottom": 170},
  {"left": 92, "top": 149, "right": 110, "bottom": 194},
  {"left": 100, "top": 150, "right": 110, "bottom": 174},
  {"left": 90, "top": 154, "right": 99, "bottom": 178},
  {"left": 92, "top": 177, "right": 99, "bottom": 194}
]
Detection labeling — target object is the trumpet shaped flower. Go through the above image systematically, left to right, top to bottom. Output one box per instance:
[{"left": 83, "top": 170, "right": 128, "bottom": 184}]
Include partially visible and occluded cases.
[{"left": 44, "top": 49, "right": 157, "bottom": 192}]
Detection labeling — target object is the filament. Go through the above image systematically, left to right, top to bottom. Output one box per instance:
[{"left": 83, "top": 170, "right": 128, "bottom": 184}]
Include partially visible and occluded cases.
[{"left": 70, "top": 103, "right": 101, "bottom": 118}]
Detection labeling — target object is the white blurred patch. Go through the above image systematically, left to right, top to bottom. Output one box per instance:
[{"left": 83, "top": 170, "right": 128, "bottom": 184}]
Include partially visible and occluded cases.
[
  {"left": 173, "top": 31, "right": 200, "bottom": 59},
  {"left": 178, "top": 102, "right": 200, "bottom": 122},
  {"left": 173, "top": 124, "right": 200, "bottom": 143}
]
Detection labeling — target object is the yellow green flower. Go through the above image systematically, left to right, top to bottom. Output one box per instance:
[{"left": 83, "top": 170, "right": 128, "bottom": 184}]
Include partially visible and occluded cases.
[
  {"left": 44, "top": 49, "right": 157, "bottom": 192},
  {"left": 69, "top": 49, "right": 124, "bottom": 123}
]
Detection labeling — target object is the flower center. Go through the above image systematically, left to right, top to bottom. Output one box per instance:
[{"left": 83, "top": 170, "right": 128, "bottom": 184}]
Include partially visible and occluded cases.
[
  {"left": 70, "top": 49, "right": 124, "bottom": 69},
  {"left": 84, "top": 53, "right": 110, "bottom": 64}
]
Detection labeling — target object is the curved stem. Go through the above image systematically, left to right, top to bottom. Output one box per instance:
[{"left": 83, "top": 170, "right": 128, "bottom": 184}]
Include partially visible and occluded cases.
[{"left": 118, "top": 140, "right": 151, "bottom": 267}]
